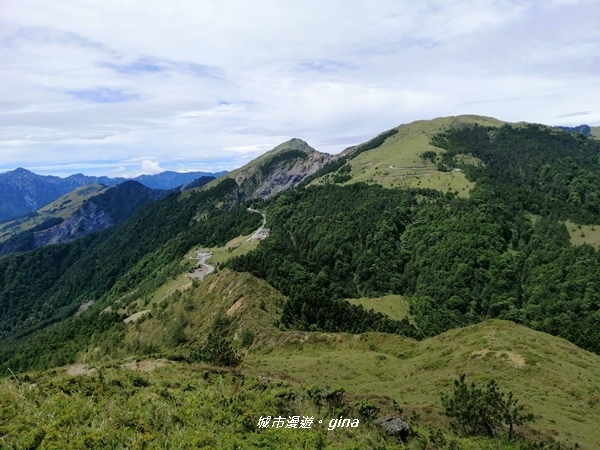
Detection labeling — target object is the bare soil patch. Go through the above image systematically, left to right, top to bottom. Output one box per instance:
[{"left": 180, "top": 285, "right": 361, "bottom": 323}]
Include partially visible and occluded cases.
[
  {"left": 226, "top": 296, "right": 245, "bottom": 316},
  {"left": 124, "top": 309, "right": 151, "bottom": 324},
  {"left": 471, "top": 348, "right": 526, "bottom": 368},
  {"left": 121, "top": 359, "right": 173, "bottom": 372},
  {"left": 66, "top": 364, "right": 97, "bottom": 376}
]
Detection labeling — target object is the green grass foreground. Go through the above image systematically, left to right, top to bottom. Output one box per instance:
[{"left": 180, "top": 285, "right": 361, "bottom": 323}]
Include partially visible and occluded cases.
[
  {"left": 0, "top": 363, "right": 566, "bottom": 450},
  {"left": 0, "top": 365, "right": 410, "bottom": 449},
  {"left": 1, "top": 365, "right": 385, "bottom": 449}
]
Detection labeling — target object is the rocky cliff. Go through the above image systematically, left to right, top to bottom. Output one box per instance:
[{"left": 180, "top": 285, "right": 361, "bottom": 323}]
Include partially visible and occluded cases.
[
  {"left": 222, "top": 138, "right": 333, "bottom": 200},
  {"left": 0, "top": 181, "right": 165, "bottom": 254},
  {"left": 33, "top": 201, "right": 113, "bottom": 247}
]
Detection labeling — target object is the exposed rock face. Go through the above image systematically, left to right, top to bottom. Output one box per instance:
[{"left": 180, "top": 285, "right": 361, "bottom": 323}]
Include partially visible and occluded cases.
[
  {"left": 231, "top": 138, "right": 332, "bottom": 200},
  {"left": 0, "top": 181, "right": 165, "bottom": 254},
  {"left": 33, "top": 181, "right": 164, "bottom": 247},
  {"left": 33, "top": 201, "right": 113, "bottom": 247},
  {"left": 375, "top": 415, "right": 410, "bottom": 442}
]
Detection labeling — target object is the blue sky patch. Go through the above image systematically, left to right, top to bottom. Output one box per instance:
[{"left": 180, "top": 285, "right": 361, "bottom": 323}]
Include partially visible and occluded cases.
[
  {"left": 103, "top": 56, "right": 222, "bottom": 79},
  {"left": 104, "top": 57, "right": 166, "bottom": 74},
  {"left": 298, "top": 59, "right": 358, "bottom": 73},
  {"left": 171, "top": 61, "right": 223, "bottom": 79},
  {"left": 69, "top": 87, "right": 142, "bottom": 103}
]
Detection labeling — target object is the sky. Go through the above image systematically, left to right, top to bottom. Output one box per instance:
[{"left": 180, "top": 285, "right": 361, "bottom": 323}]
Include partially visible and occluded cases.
[{"left": 1, "top": 0, "right": 599, "bottom": 177}]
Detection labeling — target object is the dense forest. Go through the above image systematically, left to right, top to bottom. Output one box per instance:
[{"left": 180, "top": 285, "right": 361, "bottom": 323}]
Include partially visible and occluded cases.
[
  {"left": 434, "top": 123, "right": 600, "bottom": 223},
  {"left": 231, "top": 125, "right": 600, "bottom": 353}
]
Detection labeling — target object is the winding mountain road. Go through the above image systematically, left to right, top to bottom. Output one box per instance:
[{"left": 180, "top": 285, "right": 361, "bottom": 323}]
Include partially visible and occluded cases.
[
  {"left": 188, "top": 208, "right": 268, "bottom": 281},
  {"left": 246, "top": 208, "right": 269, "bottom": 241},
  {"left": 188, "top": 250, "right": 215, "bottom": 280}
]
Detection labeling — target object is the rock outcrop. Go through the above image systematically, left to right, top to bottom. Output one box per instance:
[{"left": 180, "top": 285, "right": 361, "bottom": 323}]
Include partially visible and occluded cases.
[
  {"left": 227, "top": 138, "right": 333, "bottom": 200},
  {"left": 0, "top": 181, "right": 165, "bottom": 254},
  {"left": 33, "top": 201, "right": 113, "bottom": 247},
  {"left": 375, "top": 415, "right": 411, "bottom": 442}
]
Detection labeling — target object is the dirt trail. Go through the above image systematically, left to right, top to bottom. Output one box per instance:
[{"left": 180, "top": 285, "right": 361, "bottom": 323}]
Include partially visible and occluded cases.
[{"left": 126, "top": 212, "right": 271, "bottom": 325}]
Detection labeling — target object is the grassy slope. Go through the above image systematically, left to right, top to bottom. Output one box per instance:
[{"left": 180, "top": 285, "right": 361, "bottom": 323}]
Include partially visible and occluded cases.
[
  {"left": 312, "top": 115, "right": 506, "bottom": 197},
  {"left": 5, "top": 117, "right": 600, "bottom": 448},
  {"left": 590, "top": 126, "right": 600, "bottom": 138},
  {"left": 0, "top": 184, "right": 107, "bottom": 242},
  {"left": 98, "top": 218, "right": 281, "bottom": 358},
  {"left": 565, "top": 220, "right": 600, "bottom": 249},
  {"left": 114, "top": 223, "right": 265, "bottom": 319},
  {"left": 95, "top": 227, "right": 600, "bottom": 448},
  {"left": 204, "top": 234, "right": 261, "bottom": 267},
  {"left": 105, "top": 257, "right": 600, "bottom": 448},
  {"left": 3, "top": 264, "right": 600, "bottom": 448},
  {"left": 104, "top": 269, "right": 286, "bottom": 361},
  {"left": 346, "top": 294, "right": 411, "bottom": 322},
  {"left": 246, "top": 319, "right": 600, "bottom": 449},
  {"left": 1, "top": 364, "right": 402, "bottom": 450}
]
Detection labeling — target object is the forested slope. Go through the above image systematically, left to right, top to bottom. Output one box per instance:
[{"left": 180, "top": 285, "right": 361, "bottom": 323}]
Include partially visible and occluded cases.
[
  {"left": 3, "top": 121, "right": 599, "bottom": 371},
  {"left": 231, "top": 125, "right": 600, "bottom": 353},
  {"left": 0, "top": 179, "right": 262, "bottom": 371}
]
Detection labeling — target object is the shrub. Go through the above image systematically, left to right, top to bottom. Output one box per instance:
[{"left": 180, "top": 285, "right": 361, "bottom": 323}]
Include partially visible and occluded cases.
[
  {"left": 189, "top": 315, "right": 241, "bottom": 367},
  {"left": 441, "top": 374, "right": 534, "bottom": 439},
  {"left": 354, "top": 398, "right": 380, "bottom": 419}
]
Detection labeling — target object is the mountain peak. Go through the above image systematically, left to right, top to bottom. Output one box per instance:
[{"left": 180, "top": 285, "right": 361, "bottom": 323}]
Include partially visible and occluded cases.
[
  {"left": 201, "top": 137, "right": 332, "bottom": 199},
  {"left": 272, "top": 138, "right": 315, "bottom": 153},
  {"left": 7, "top": 167, "right": 34, "bottom": 176}
]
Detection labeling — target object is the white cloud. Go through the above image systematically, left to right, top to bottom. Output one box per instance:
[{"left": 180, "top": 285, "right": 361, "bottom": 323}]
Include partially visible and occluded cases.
[
  {"left": 0, "top": 0, "right": 599, "bottom": 176},
  {"left": 140, "top": 159, "right": 164, "bottom": 175}
]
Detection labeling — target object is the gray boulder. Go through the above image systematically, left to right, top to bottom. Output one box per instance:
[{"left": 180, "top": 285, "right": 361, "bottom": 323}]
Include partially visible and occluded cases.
[{"left": 375, "top": 415, "right": 410, "bottom": 442}]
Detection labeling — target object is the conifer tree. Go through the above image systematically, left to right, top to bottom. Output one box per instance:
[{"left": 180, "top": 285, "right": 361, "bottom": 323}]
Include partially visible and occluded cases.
[{"left": 441, "top": 374, "right": 533, "bottom": 439}]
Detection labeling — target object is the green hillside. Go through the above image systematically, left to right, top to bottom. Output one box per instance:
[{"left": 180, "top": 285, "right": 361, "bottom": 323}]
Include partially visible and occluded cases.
[
  {"left": 311, "top": 115, "right": 507, "bottom": 196},
  {"left": 2, "top": 116, "right": 600, "bottom": 448},
  {"left": 229, "top": 178, "right": 600, "bottom": 353},
  {"left": 0, "top": 179, "right": 261, "bottom": 368},
  {"left": 2, "top": 267, "right": 598, "bottom": 448},
  {"left": 346, "top": 294, "right": 411, "bottom": 322},
  {"left": 246, "top": 318, "right": 600, "bottom": 449}
]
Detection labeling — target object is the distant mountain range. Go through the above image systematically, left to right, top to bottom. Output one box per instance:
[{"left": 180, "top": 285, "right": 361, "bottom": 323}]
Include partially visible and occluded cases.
[{"left": 0, "top": 168, "right": 226, "bottom": 222}]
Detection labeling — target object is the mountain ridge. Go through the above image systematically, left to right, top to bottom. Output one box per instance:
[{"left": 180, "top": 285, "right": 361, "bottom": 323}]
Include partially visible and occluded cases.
[
  {"left": 2, "top": 115, "right": 600, "bottom": 448},
  {"left": 311, "top": 115, "right": 600, "bottom": 197},
  {"left": 0, "top": 168, "right": 225, "bottom": 222},
  {"left": 0, "top": 181, "right": 166, "bottom": 255}
]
